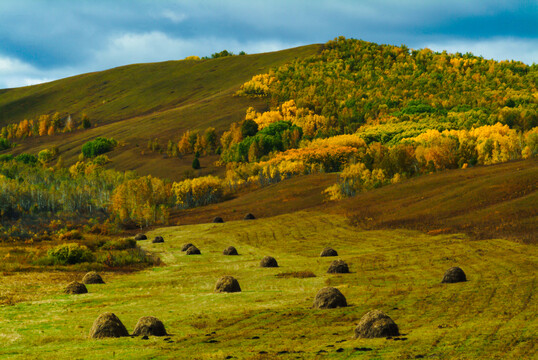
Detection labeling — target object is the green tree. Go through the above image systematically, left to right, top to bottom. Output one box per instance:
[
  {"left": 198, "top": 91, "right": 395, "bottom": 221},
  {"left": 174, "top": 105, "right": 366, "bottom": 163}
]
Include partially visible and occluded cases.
[
  {"left": 241, "top": 119, "right": 258, "bottom": 138},
  {"left": 192, "top": 156, "right": 200, "bottom": 169}
]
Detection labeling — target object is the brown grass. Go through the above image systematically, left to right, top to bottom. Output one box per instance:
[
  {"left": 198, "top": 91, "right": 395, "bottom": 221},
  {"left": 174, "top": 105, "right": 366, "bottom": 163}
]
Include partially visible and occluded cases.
[{"left": 275, "top": 271, "right": 316, "bottom": 278}]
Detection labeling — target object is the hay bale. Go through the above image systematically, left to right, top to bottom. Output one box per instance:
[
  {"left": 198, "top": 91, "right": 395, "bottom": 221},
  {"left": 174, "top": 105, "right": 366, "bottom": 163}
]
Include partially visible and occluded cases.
[
  {"left": 243, "top": 213, "right": 256, "bottom": 220},
  {"left": 213, "top": 216, "right": 224, "bottom": 223},
  {"left": 134, "top": 234, "right": 147, "bottom": 241},
  {"left": 152, "top": 236, "right": 164, "bottom": 243},
  {"left": 181, "top": 243, "right": 194, "bottom": 251},
  {"left": 186, "top": 245, "right": 201, "bottom": 255},
  {"left": 223, "top": 246, "right": 238, "bottom": 255},
  {"left": 320, "top": 247, "right": 338, "bottom": 257},
  {"left": 260, "top": 256, "right": 278, "bottom": 268},
  {"left": 327, "top": 259, "right": 349, "bottom": 274},
  {"left": 442, "top": 267, "right": 467, "bottom": 283},
  {"left": 82, "top": 271, "right": 105, "bottom": 284},
  {"left": 215, "top": 275, "right": 241, "bottom": 293},
  {"left": 64, "top": 281, "right": 88, "bottom": 294},
  {"left": 312, "top": 287, "right": 347, "bottom": 309},
  {"left": 354, "top": 310, "right": 399, "bottom": 338},
  {"left": 89, "top": 312, "right": 129, "bottom": 339},
  {"left": 132, "top": 316, "right": 167, "bottom": 336}
]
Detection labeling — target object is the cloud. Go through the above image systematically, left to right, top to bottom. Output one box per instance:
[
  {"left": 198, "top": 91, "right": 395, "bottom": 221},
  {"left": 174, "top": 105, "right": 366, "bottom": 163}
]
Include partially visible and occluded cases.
[
  {"left": 0, "top": 0, "right": 535, "bottom": 88},
  {"left": 160, "top": 10, "right": 187, "bottom": 24},
  {"left": 91, "top": 31, "right": 299, "bottom": 69}
]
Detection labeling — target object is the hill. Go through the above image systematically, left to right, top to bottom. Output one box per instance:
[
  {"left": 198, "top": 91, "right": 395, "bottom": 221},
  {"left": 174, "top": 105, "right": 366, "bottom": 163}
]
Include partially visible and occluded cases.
[{"left": 0, "top": 45, "right": 321, "bottom": 180}]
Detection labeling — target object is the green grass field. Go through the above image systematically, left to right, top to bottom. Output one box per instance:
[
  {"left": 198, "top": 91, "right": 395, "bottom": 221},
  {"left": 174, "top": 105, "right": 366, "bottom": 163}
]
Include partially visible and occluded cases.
[{"left": 1, "top": 212, "right": 536, "bottom": 359}]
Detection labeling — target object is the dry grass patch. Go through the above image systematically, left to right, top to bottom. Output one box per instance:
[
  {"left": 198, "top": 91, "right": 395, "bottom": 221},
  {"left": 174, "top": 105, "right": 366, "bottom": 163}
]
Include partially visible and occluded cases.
[{"left": 275, "top": 271, "right": 316, "bottom": 279}]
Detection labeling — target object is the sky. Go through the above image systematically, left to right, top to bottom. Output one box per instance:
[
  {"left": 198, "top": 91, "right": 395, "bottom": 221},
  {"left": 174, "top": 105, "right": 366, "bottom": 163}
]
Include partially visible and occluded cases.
[{"left": 0, "top": 0, "right": 536, "bottom": 89}]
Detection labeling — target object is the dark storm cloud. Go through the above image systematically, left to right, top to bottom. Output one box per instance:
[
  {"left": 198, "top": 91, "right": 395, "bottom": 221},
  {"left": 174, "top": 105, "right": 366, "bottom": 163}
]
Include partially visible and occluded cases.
[{"left": 0, "top": 0, "right": 536, "bottom": 88}]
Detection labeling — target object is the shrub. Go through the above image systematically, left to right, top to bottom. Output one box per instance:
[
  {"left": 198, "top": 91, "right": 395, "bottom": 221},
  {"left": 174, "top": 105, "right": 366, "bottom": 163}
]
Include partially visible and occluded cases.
[
  {"left": 0, "top": 137, "right": 11, "bottom": 151},
  {"left": 81, "top": 137, "right": 117, "bottom": 158},
  {"left": 38, "top": 149, "right": 55, "bottom": 164},
  {"left": 15, "top": 153, "right": 38, "bottom": 165},
  {"left": 0, "top": 154, "right": 14, "bottom": 162},
  {"left": 192, "top": 156, "right": 200, "bottom": 169},
  {"left": 59, "top": 230, "right": 83, "bottom": 241},
  {"left": 100, "top": 238, "right": 136, "bottom": 250},
  {"left": 47, "top": 243, "right": 95, "bottom": 265},
  {"left": 98, "top": 248, "right": 161, "bottom": 267}
]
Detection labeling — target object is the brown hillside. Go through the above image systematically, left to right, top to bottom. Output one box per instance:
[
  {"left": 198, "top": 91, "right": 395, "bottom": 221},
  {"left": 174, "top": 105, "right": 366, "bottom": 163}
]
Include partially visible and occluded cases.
[{"left": 172, "top": 159, "right": 537, "bottom": 243}]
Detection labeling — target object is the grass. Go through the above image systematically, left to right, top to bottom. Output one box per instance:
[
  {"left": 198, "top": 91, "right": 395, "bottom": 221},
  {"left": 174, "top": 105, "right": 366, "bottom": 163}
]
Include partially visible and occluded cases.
[{"left": 0, "top": 212, "right": 536, "bottom": 359}]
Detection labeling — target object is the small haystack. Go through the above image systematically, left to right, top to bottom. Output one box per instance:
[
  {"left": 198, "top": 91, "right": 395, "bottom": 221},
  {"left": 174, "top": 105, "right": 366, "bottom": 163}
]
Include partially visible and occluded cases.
[
  {"left": 243, "top": 213, "right": 256, "bottom": 220},
  {"left": 213, "top": 216, "right": 224, "bottom": 223},
  {"left": 134, "top": 234, "right": 147, "bottom": 241},
  {"left": 152, "top": 236, "right": 164, "bottom": 243},
  {"left": 181, "top": 243, "right": 194, "bottom": 251},
  {"left": 186, "top": 245, "right": 201, "bottom": 255},
  {"left": 223, "top": 246, "right": 238, "bottom": 255},
  {"left": 320, "top": 247, "right": 338, "bottom": 257},
  {"left": 260, "top": 256, "right": 278, "bottom": 268},
  {"left": 327, "top": 259, "right": 350, "bottom": 274},
  {"left": 442, "top": 267, "right": 467, "bottom": 283},
  {"left": 82, "top": 271, "right": 105, "bottom": 284},
  {"left": 215, "top": 275, "right": 241, "bottom": 293},
  {"left": 64, "top": 281, "right": 88, "bottom": 294},
  {"left": 312, "top": 287, "right": 347, "bottom": 309},
  {"left": 354, "top": 310, "right": 399, "bottom": 338},
  {"left": 89, "top": 312, "right": 129, "bottom": 339},
  {"left": 132, "top": 316, "right": 167, "bottom": 336}
]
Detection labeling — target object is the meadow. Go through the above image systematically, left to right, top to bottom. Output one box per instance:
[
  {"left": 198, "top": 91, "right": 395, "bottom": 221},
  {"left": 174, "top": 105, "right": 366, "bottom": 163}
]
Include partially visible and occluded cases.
[{"left": 1, "top": 212, "right": 536, "bottom": 359}]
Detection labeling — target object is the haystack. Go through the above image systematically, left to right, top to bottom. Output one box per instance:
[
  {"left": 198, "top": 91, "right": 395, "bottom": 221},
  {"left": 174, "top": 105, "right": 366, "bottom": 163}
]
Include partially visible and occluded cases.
[
  {"left": 243, "top": 213, "right": 256, "bottom": 220},
  {"left": 213, "top": 216, "right": 224, "bottom": 223},
  {"left": 134, "top": 234, "right": 147, "bottom": 241},
  {"left": 152, "top": 236, "right": 164, "bottom": 243},
  {"left": 181, "top": 243, "right": 194, "bottom": 251},
  {"left": 186, "top": 245, "right": 201, "bottom": 255},
  {"left": 223, "top": 246, "right": 238, "bottom": 255},
  {"left": 320, "top": 247, "right": 338, "bottom": 257},
  {"left": 260, "top": 256, "right": 278, "bottom": 267},
  {"left": 327, "top": 259, "right": 349, "bottom": 274},
  {"left": 442, "top": 267, "right": 467, "bottom": 283},
  {"left": 82, "top": 271, "right": 105, "bottom": 284},
  {"left": 215, "top": 275, "right": 241, "bottom": 293},
  {"left": 64, "top": 281, "right": 88, "bottom": 294},
  {"left": 312, "top": 287, "right": 347, "bottom": 308},
  {"left": 354, "top": 310, "right": 399, "bottom": 338},
  {"left": 89, "top": 312, "right": 129, "bottom": 338},
  {"left": 132, "top": 316, "right": 167, "bottom": 336}
]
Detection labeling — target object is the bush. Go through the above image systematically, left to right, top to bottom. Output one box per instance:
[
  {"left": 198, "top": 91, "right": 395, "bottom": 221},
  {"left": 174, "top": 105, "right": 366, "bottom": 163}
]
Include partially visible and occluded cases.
[
  {"left": 0, "top": 137, "right": 11, "bottom": 151},
  {"left": 81, "top": 137, "right": 117, "bottom": 158},
  {"left": 15, "top": 153, "right": 38, "bottom": 165},
  {"left": 0, "top": 154, "right": 14, "bottom": 162},
  {"left": 192, "top": 156, "right": 200, "bottom": 169},
  {"left": 58, "top": 230, "right": 83, "bottom": 241},
  {"left": 100, "top": 238, "right": 136, "bottom": 250},
  {"left": 47, "top": 243, "right": 95, "bottom": 265},
  {"left": 98, "top": 248, "right": 161, "bottom": 267}
]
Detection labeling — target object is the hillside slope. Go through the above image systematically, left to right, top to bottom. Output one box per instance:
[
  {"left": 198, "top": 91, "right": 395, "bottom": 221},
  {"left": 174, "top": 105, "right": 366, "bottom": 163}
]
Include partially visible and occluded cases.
[
  {"left": 0, "top": 45, "right": 320, "bottom": 180},
  {"left": 171, "top": 159, "right": 537, "bottom": 243}
]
